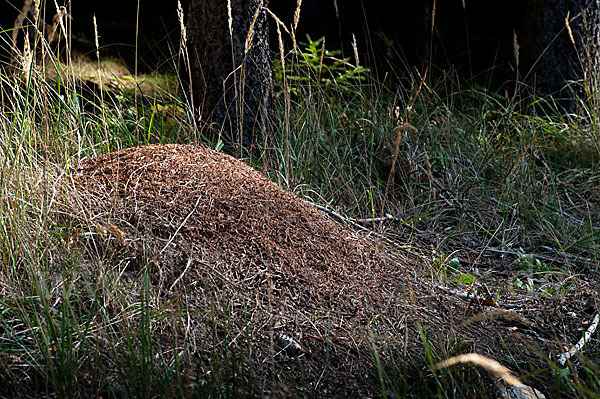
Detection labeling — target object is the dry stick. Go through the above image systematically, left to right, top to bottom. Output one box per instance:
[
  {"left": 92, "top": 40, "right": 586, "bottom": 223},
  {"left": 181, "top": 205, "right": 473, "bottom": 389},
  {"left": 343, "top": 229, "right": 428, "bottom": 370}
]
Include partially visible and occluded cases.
[
  {"left": 159, "top": 194, "right": 202, "bottom": 254},
  {"left": 304, "top": 200, "right": 409, "bottom": 251},
  {"left": 353, "top": 214, "right": 402, "bottom": 225},
  {"left": 168, "top": 256, "right": 194, "bottom": 292},
  {"left": 437, "top": 285, "right": 521, "bottom": 309},
  {"left": 558, "top": 313, "right": 600, "bottom": 366}
]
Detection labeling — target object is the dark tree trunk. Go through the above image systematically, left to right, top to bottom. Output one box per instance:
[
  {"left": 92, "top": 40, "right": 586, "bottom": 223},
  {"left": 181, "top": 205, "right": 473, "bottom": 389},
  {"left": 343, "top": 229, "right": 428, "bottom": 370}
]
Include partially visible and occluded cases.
[
  {"left": 186, "top": 0, "right": 272, "bottom": 147},
  {"left": 519, "top": 0, "right": 600, "bottom": 108}
]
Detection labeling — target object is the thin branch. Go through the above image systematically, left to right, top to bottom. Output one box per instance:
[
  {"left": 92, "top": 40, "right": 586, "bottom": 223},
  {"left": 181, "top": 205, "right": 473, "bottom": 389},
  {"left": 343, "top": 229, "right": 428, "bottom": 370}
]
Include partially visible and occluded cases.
[
  {"left": 160, "top": 194, "right": 202, "bottom": 254},
  {"left": 304, "top": 200, "right": 409, "bottom": 251},
  {"left": 352, "top": 213, "right": 403, "bottom": 225},
  {"left": 169, "top": 256, "right": 193, "bottom": 291},
  {"left": 437, "top": 285, "right": 521, "bottom": 309},
  {"left": 558, "top": 313, "right": 600, "bottom": 366}
]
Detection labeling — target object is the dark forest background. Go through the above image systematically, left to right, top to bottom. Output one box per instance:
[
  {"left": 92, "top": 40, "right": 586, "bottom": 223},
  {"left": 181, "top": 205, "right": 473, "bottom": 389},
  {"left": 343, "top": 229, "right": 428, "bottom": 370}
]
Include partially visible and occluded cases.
[{"left": 0, "top": 0, "right": 522, "bottom": 87}]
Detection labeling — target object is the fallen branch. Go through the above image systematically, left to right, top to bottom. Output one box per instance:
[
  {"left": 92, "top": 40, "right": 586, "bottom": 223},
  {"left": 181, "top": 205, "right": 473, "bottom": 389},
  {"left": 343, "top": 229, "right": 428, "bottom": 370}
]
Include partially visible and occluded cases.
[
  {"left": 304, "top": 200, "right": 410, "bottom": 251},
  {"left": 352, "top": 213, "right": 402, "bottom": 225},
  {"left": 437, "top": 285, "right": 521, "bottom": 309},
  {"left": 557, "top": 313, "right": 599, "bottom": 366}
]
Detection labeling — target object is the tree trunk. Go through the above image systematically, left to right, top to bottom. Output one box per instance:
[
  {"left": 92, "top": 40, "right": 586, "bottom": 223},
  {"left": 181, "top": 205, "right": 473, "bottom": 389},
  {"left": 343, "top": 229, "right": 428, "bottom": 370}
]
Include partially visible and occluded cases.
[
  {"left": 186, "top": 0, "right": 272, "bottom": 147},
  {"left": 519, "top": 0, "right": 600, "bottom": 109}
]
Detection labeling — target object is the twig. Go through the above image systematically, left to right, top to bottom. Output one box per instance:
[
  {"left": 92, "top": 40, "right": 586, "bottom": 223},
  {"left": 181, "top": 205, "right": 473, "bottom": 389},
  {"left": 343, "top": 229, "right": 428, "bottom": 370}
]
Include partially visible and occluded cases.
[
  {"left": 160, "top": 194, "right": 202, "bottom": 254},
  {"left": 303, "top": 200, "right": 409, "bottom": 251},
  {"left": 305, "top": 200, "right": 363, "bottom": 229},
  {"left": 352, "top": 213, "right": 403, "bottom": 225},
  {"left": 169, "top": 256, "right": 193, "bottom": 292},
  {"left": 437, "top": 285, "right": 521, "bottom": 309},
  {"left": 557, "top": 313, "right": 600, "bottom": 366}
]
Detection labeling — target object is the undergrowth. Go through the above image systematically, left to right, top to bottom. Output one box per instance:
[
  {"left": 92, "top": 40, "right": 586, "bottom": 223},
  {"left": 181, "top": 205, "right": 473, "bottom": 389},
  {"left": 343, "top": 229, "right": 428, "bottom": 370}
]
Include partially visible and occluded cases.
[{"left": 0, "top": 3, "right": 598, "bottom": 398}]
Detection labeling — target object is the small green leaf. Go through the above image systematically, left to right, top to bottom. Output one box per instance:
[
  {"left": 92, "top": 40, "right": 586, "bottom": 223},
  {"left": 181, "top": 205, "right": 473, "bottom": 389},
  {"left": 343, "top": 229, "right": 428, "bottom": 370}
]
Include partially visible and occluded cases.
[
  {"left": 448, "top": 257, "right": 460, "bottom": 273},
  {"left": 455, "top": 273, "right": 476, "bottom": 285},
  {"left": 514, "top": 277, "right": 523, "bottom": 288},
  {"left": 527, "top": 277, "right": 534, "bottom": 288}
]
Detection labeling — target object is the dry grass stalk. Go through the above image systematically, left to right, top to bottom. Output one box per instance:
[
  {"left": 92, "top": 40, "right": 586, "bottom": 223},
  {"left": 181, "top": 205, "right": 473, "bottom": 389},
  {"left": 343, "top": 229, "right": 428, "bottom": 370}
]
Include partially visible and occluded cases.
[
  {"left": 12, "top": 0, "right": 33, "bottom": 52},
  {"left": 32, "top": 0, "right": 39, "bottom": 34},
  {"left": 51, "top": 0, "right": 68, "bottom": 49},
  {"left": 176, "top": 0, "right": 194, "bottom": 111},
  {"left": 227, "top": 0, "right": 233, "bottom": 37},
  {"left": 244, "top": 0, "right": 263, "bottom": 54},
  {"left": 291, "top": 0, "right": 302, "bottom": 50},
  {"left": 293, "top": 0, "right": 302, "bottom": 31},
  {"left": 431, "top": 0, "right": 437, "bottom": 33},
  {"left": 177, "top": 1, "right": 187, "bottom": 45},
  {"left": 266, "top": 4, "right": 290, "bottom": 90},
  {"left": 269, "top": 7, "right": 292, "bottom": 181},
  {"left": 46, "top": 8, "right": 67, "bottom": 44},
  {"left": 265, "top": 8, "right": 291, "bottom": 36},
  {"left": 565, "top": 10, "right": 575, "bottom": 47},
  {"left": 92, "top": 13, "right": 109, "bottom": 142},
  {"left": 93, "top": 15, "right": 100, "bottom": 62},
  {"left": 272, "top": 17, "right": 286, "bottom": 81},
  {"left": 513, "top": 30, "right": 519, "bottom": 75},
  {"left": 22, "top": 32, "right": 33, "bottom": 82},
  {"left": 351, "top": 33, "right": 359, "bottom": 68},
  {"left": 318, "top": 37, "right": 325, "bottom": 78},
  {"left": 383, "top": 122, "right": 417, "bottom": 210},
  {"left": 387, "top": 123, "right": 416, "bottom": 182},
  {"left": 507, "top": 131, "right": 537, "bottom": 178},
  {"left": 423, "top": 150, "right": 435, "bottom": 198},
  {"left": 435, "top": 353, "right": 524, "bottom": 388}
]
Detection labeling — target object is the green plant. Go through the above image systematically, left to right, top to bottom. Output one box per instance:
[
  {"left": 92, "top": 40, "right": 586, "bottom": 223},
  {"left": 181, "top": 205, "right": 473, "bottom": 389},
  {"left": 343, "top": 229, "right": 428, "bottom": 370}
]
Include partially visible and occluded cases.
[{"left": 273, "top": 35, "right": 370, "bottom": 97}]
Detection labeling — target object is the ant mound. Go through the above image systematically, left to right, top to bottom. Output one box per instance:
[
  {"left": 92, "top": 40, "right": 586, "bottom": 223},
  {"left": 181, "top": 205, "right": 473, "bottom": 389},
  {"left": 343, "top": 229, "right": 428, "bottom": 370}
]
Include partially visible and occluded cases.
[{"left": 74, "top": 144, "right": 417, "bottom": 396}]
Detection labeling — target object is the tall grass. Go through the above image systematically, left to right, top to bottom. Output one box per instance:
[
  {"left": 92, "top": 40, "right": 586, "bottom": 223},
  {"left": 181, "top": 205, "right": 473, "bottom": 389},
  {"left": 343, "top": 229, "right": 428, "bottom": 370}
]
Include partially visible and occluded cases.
[{"left": 0, "top": 2, "right": 598, "bottom": 398}]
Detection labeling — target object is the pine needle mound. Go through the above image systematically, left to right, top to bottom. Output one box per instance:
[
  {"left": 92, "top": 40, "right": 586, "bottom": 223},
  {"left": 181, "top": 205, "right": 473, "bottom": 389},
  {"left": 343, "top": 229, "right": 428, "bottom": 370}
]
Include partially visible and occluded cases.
[
  {"left": 74, "top": 143, "right": 414, "bottom": 395},
  {"left": 75, "top": 144, "right": 405, "bottom": 306}
]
